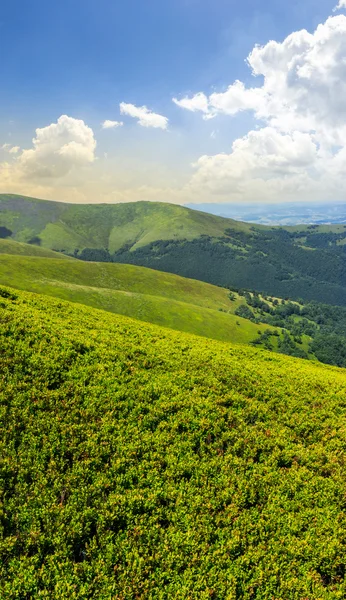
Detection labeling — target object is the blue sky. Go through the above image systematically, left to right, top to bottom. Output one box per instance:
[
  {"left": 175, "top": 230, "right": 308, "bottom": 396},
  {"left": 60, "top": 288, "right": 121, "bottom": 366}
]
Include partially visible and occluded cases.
[{"left": 0, "top": 0, "right": 345, "bottom": 204}]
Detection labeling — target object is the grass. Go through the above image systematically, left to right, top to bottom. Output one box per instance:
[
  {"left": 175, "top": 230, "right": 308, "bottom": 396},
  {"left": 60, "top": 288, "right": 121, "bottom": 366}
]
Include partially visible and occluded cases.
[
  {"left": 0, "top": 239, "right": 72, "bottom": 259},
  {"left": 0, "top": 251, "right": 270, "bottom": 344},
  {"left": 1, "top": 287, "right": 346, "bottom": 598}
]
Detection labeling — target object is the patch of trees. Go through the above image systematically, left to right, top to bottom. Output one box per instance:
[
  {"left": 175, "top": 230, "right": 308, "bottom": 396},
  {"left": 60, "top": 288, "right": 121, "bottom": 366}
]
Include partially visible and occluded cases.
[
  {"left": 0, "top": 226, "right": 12, "bottom": 238},
  {"left": 28, "top": 236, "right": 41, "bottom": 246},
  {"left": 78, "top": 247, "right": 112, "bottom": 262},
  {"left": 235, "top": 290, "right": 346, "bottom": 367},
  {"left": 235, "top": 305, "right": 257, "bottom": 322},
  {"left": 278, "top": 333, "right": 308, "bottom": 359},
  {"left": 310, "top": 333, "right": 346, "bottom": 368}
]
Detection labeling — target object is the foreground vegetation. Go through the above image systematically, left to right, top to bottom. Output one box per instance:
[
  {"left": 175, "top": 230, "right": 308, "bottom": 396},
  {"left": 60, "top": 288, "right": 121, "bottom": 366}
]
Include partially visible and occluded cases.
[{"left": 1, "top": 287, "right": 346, "bottom": 598}]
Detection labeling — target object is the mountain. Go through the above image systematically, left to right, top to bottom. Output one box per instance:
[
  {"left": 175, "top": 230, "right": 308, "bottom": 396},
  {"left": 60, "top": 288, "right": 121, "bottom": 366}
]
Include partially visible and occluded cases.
[
  {"left": 0, "top": 193, "right": 240, "bottom": 252},
  {"left": 1, "top": 193, "right": 346, "bottom": 305},
  {"left": 2, "top": 286, "right": 346, "bottom": 598}
]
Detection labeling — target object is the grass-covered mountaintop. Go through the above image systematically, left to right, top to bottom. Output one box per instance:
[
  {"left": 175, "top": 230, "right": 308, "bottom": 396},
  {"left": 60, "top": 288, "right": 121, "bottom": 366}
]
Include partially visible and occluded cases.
[
  {"left": 0, "top": 193, "right": 245, "bottom": 252},
  {"left": 2, "top": 193, "right": 346, "bottom": 305},
  {"left": 1, "top": 287, "right": 346, "bottom": 598}
]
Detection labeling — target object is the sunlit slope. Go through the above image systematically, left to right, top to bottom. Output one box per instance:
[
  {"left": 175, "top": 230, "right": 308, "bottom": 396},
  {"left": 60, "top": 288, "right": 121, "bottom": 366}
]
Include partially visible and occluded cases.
[
  {"left": 0, "top": 193, "right": 249, "bottom": 252},
  {"left": 0, "top": 238, "right": 72, "bottom": 258},
  {"left": 0, "top": 253, "right": 266, "bottom": 343},
  {"left": 1, "top": 287, "right": 346, "bottom": 598}
]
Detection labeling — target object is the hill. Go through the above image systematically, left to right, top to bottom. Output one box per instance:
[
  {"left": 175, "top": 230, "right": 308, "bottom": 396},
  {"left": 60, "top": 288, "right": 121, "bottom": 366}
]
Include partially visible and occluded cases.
[
  {"left": 1, "top": 194, "right": 346, "bottom": 305},
  {"left": 0, "top": 250, "right": 272, "bottom": 345},
  {"left": 1, "top": 287, "right": 346, "bottom": 598}
]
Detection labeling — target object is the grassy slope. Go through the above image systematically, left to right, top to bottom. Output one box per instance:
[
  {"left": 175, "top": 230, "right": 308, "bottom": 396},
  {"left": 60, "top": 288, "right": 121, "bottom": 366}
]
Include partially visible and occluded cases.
[
  {"left": 0, "top": 238, "right": 72, "bottom": 259},
  {"left": 0, "top": 251, "right": 267, "bottom": 344},
  {"left": 1, "top": 287, "right": 346, "bottom": 598}
]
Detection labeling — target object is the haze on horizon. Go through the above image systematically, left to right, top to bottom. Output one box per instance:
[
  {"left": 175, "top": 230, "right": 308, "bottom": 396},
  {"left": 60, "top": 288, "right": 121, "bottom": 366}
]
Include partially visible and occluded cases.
[{"left": 1, "top": 0, "right": 346, "bottom": 206}]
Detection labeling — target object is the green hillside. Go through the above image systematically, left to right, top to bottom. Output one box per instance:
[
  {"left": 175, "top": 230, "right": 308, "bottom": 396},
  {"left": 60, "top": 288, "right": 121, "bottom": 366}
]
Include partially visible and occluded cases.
[
  {"left": 0, "top": 193, "right": 241, "bottom": 252},
  {"left": 1, "top": 194, "right": 346, "bottom": 305},
  {"left": 0, "top": 238, "right": 72, "bottom": 259},
  {"left": 0, "top": 251, "right": 270, "bottom": 345},
  {"left": 1, "top": 287, "right": 346, "bottom": 598}
]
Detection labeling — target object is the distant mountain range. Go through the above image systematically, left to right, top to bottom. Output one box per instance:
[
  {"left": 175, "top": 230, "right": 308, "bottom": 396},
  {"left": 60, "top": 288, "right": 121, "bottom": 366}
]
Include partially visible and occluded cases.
[{"left": 186, "top": 201, "right": 346, "bottom": 226}]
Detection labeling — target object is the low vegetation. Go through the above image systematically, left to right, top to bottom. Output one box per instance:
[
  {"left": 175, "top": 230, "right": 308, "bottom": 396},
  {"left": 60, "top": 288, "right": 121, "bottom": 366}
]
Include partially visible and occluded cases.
[{"left": 1, "top": 287, "right": 346, "bottom": 598}]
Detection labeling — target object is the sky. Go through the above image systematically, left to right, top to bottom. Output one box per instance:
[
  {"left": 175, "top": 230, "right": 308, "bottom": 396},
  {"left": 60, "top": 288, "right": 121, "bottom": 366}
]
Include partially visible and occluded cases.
[{"left": 1, "top": 0, "right": 346, "bottom": 204}]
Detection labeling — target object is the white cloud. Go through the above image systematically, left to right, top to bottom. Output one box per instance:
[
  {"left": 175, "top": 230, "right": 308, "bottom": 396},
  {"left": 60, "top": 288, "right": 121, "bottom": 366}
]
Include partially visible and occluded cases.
[
  {"left": 334, "top": 1, "right": 346, "bottom": 11},
  {"left": 174, "top": 16, "right": 346, "bottom": 142},
  {"left": 175, "top": 16, "right": 346, "bottom": 145},
  {"left": 208, "top": 81, "right": 267, "bottom": 118},
  {"left": 172, "top": 92, "right": 210, "bottom": 117},
  {"left": 120, "top": 102, "right": 168, "bottom": 129},
  {"left": 18, "top": 115, "right": 96, "bottom": 179},
  {"left": 102, "top": 120, "right": 123, "bottom": 129},
  {"left": 1, "top": 143, "right": 11, "bottom": 150},
  {"left": 9, "top": 146, "right": 20, "bottom": 154}
]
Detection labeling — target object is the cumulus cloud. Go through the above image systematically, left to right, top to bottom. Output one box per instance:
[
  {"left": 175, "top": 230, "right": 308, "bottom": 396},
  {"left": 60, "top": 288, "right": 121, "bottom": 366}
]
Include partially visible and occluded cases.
[
  {"left": 334, "top": 1, "right": 346, "bottom": 11},
  {"left": 177, "top": 14, "right": 346, "bottom": 202},
  {"left": 176, "top": 15, "right": 346, "bottom": 144},
  {"left": 120, "top": 102, "right": 168, "bottom": 129},
  {"left": 18, "top": 115, "right": 96, "bottom": 179},
  {"left": 102, "top": 120, "right": 123, "bottom": 129},
  {"left": 189, "top": 128, "right": 320, "bottom": 197},
  {"left": 1, "top": 143, "right": 11, "bottom": 150}
]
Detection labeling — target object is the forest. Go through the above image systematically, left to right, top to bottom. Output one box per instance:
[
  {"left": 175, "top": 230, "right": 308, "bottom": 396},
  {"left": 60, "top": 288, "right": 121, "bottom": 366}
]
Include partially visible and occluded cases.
[
  {"left": 76, "top": 227, "right": 346, "bottom": 306},
  {"left": 233, "top": 290, "right": 346, "bottom": 367}
]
